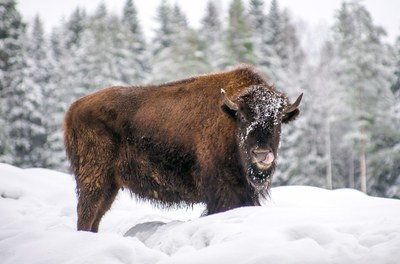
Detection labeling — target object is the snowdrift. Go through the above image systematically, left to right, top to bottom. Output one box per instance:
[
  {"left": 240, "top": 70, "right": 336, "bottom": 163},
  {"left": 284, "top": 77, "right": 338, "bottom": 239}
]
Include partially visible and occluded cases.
[{"left": 1, "top": 163, "right": 399, "bottom": 264}]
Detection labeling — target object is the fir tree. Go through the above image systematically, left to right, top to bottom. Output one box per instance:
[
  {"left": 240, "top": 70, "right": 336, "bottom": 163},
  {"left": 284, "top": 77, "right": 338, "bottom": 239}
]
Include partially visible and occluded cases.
[
  {"left": 0, "top": 0, "right": 27, "bottom": 164},
  {"left": 120, "top": 0, "right": 149, "bottom": 84},
  {"left": 122, "top": 0, "right": 140, "bottom": 37},
  {"left": 152, "top": 0, "right": 173, "bottom": 56},
  {"left": 225, "top": 0, "right": 254, "bottom": 65},
  {"left": 248, "top": 0, "right": 268, "bottom": 67},
  {"left": 249, "top": 0, "right": 266, "bottom": 31},
  {"left": 255, "top": 0, "right": 285, "bottom": 86},
  {"left": 266, "top": 0, "right": 283, "bottom": 54},
  {"left": 200, "top": 1, "right": 225, "bottom": 70},
  {"left": 151, "top": 2, "right": 208, "bottom": 83},
  {"left": 74, "top": 3, "right": 124, "bottom": 94},
  {"left": 53, "top": 7, "right": 89, "bottom": 107},
  {"left": 65, "top": 7, "right": 87, "bottom": 50},
  {"left": 49, "top": 8, "right": 90, "bottom": 170},
  {"left": 280, "top": 10, "right": 305, "bottom": 73},
  {"left": 23, "top": 15, "right": 57, "bottom": 167},
  {"left": 28, "top": 16, "right": 67, "bottom": 169},
  {"left": 392, "top": 36, "right": 400, "bottom": 98},
  {"left": 367, "top": 39, "right": 400, "bottom": 198},
  {"left": 276, "top": 41, "right": 338, "bottom": 189}
]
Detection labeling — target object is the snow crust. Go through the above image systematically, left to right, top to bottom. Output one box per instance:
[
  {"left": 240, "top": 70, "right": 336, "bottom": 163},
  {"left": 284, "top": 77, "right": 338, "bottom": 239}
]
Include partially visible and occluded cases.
[{"left": 1, "top": 163, "right": 400, "bottom": 264}]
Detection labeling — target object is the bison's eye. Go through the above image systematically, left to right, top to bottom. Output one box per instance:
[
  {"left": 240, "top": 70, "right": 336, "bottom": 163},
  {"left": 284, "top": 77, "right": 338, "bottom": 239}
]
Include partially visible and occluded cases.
[{"left": 238, "top": 113, "right": 248, "bottom": 123}]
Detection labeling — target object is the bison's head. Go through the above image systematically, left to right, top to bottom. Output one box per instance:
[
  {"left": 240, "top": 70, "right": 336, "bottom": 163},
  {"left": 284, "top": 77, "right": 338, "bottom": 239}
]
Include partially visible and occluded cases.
[{"left": 221, "top": 85, "right": 302, "bottom": 191}]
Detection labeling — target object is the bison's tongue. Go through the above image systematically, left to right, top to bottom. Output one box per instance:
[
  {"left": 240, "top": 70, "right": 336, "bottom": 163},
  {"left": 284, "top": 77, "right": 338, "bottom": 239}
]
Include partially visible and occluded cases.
[{"left": 262, "top": 152, "right": 274, "bottom": 165}]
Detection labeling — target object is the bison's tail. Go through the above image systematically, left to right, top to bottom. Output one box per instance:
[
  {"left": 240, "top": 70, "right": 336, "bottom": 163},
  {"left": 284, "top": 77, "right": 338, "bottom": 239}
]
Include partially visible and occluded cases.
[{"left": 63, "top": 108, "right": 80, "bottom": 179}]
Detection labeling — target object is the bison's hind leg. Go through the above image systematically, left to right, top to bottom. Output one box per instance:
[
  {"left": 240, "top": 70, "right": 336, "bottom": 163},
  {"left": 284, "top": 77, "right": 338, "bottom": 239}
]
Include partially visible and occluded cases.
[
  {"left": 77, "top": 178, "right": 119, "bottom": 232},
  {"left": 90, "top": 181, "right": 120, "bottom": 232}
]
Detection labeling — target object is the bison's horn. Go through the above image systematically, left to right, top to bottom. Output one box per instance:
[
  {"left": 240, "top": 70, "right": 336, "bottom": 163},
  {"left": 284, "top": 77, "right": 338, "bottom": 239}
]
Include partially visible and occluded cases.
[
  {"left": 221, "top": 89, "right": 239, "bottom": 111},
  {"left": 283, "top": 93, "right": 303, "bottom": 114}
]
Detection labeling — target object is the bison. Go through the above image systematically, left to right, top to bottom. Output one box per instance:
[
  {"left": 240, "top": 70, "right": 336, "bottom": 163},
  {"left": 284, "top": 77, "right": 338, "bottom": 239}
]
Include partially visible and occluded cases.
[{"left": 64, "top": 65, "right": 302, "bottom": 232}]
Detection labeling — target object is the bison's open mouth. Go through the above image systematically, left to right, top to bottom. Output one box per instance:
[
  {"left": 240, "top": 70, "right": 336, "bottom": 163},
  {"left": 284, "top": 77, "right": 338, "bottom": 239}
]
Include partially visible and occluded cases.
[
  {"left": 247, "top": 148, "right": 275, "bottom": 189},
  {"left": 251, "top": 149, "right": 274, "bottom": 171}
]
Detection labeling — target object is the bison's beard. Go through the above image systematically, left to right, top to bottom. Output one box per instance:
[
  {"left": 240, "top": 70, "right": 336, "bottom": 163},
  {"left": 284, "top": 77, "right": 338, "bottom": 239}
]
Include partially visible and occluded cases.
[{"left": 246, "top": 163, "right": 275, "bottom": 191}]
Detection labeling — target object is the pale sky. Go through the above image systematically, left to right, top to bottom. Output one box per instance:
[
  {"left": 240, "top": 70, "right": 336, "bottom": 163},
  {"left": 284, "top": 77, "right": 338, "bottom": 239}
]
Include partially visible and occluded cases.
[{"left": 18, "top": 0, "right": 400, "bottom": 44}]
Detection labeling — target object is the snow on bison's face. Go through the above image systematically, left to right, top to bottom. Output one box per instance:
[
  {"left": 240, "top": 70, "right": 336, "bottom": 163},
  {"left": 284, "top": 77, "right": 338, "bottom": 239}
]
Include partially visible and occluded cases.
[{"left": 221, "top": 85, "right": 302, "bottom": 190}]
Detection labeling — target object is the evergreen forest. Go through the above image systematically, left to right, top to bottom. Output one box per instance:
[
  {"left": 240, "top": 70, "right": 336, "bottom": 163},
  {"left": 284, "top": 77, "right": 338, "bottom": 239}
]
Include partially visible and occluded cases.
[{"left": 1, "top": 0, "right": 399, "bottom": 198}]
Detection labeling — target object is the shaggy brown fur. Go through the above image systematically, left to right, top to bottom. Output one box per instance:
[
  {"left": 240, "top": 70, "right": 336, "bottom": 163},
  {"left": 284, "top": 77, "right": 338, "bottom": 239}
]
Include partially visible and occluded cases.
[{"left": 64, "top": 65, "right": 301, "bottom": 232}]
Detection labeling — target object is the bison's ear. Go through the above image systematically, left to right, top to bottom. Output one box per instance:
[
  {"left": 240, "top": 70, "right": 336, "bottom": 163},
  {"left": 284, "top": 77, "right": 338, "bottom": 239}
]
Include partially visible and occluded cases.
[{"left": 282, "top": 93, "right": 303, "bottom": 124}]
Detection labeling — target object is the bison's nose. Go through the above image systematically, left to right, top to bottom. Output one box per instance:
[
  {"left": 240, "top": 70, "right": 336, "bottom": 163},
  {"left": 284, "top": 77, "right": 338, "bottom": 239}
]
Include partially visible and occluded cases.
[{"left": 251, "top": 148, "right": 275, "bottom": 165}]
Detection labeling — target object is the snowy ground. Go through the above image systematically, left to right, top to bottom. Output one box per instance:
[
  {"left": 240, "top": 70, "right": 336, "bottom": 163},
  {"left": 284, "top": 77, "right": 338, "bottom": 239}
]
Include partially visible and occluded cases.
[{"left": 1, "top": 163, "right": 400, "bottom": 264}]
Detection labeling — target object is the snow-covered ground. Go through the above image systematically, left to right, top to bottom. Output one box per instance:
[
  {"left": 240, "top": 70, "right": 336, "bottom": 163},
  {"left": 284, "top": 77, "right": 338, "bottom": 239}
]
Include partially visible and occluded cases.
[{"left": 1, "top": 163, "right": 399, "bottom": 264}]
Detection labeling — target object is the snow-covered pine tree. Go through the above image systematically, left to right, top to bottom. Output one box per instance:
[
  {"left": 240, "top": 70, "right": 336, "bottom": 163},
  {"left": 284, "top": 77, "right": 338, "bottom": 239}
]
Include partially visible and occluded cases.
[
  {"left": 0, "top": 0, "right": 29, "bottom": 165},
  {"left": 0, "top": 0, "right": 24, "bottom": 160},
  {"left": 119, "top": 0, "right": 150, "bottom": 84},
  {"left": 122, "top": 0, "right": 141, "bottom": 39},
  {"left": 148, "top": 0, "right": 173, "bottom": 83},
  {"left": 152, "top": 0, "right": 173, "bottom": 58},
  {"left": 225, "top": 0, "right": 254, "bottom": 66},
  {"left": 248, "top": 0, "right": 269, "bottom": 69},
  {"left": 248, "top": 0, "right": 267, "bottom": 49},
  {"left": 248, "top": 0, "right": 305, "bottom": 86},
  {"left": 249, "top": 0, "right": 266, "bottom": 32},
  {"left": 251, "top": 0, "right": 287, "bottom": 87},
  {"left": 266, "top": 0, "right": 284, "bottom": 59},
  {"left": 200, "top": 1, "right": 226, "bottom": 71},
  {"left": 331, "top": 1, "right": 395, "bottom": 194},
  {"left": 151, "top": 2, "right": 208, "bottom": 83},
  {"left": 276, "top": 2, "right": 362, "bottom": 191},
  {"left": 74, "top": 3, "right": 124, "bottom": 94},
  {"left": 170, "top": 4, "right": 209, "bottom": 78},
  {"left": 50, "top": 7, "right": 88, "bottom": 108},
  {"left": 65, "top": 8, "right": 87, "bottom": 51},
  {"left": 47, "top": 9, "right": 89, "bottom": 170},
  {"left": 279, "top": 10, "right": 305, "bottom": 79},
  {"left": 24, "top": 15, "right": 59, "bottom": 168},
  {"left": 27, "top": 16, "right": 68, "bottom": 170},
  {"left": 366, "top": 36, "right": 400, "bottom": 198},
  {"left": 381, "top": 36, "right": 400, "bottom": 198},
  {"left": 392, "top": 36, "right": 400, "bottom": 105},
  {"left": 281, "top": 41, "right": 341, "bottom": 189}
]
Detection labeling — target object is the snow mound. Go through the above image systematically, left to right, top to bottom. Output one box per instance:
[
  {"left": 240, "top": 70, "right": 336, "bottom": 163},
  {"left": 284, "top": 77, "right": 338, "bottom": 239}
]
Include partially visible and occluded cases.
[{"left": 1, "top": 163, "right": 400, "bottom": 264}]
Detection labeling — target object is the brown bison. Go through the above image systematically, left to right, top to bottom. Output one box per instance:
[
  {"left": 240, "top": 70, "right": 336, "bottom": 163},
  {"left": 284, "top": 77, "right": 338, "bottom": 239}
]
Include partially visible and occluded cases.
[{"left": 64, "top": 66, "right": 302, "bottom": 232}]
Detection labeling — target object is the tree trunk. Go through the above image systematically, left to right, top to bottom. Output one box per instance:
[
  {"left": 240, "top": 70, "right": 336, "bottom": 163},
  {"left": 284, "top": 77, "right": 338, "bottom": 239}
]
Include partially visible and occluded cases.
[
  {"left": 325, "top": 120, "right": 333, "bottom": 190},
  {"left": 359, "top": 128, "right": 367, "bottom": 193},
  {"left": 349, "top": 146, "right": 355, "bottom": 189}
]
